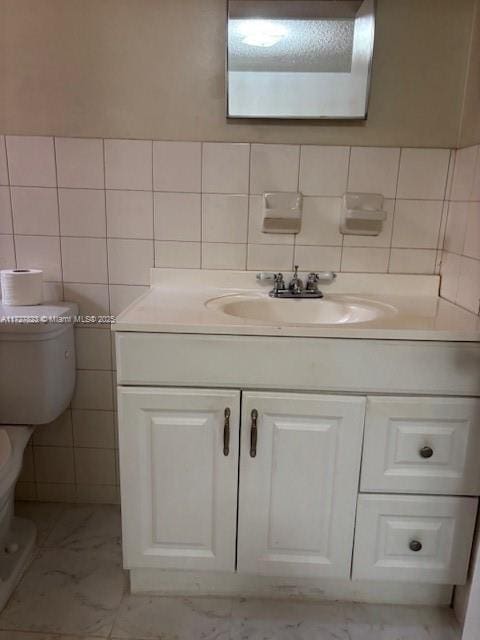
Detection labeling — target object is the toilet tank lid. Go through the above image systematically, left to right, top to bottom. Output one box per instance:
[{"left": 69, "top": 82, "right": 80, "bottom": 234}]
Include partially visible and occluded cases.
[{"left": 0, "top": 301, "right": 79, "bottom": 336}]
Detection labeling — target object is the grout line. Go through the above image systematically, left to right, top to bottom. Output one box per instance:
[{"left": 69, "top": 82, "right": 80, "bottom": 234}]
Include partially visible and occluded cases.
[{"left": 52, "top": 138, "right": 65, "bottom": 300}]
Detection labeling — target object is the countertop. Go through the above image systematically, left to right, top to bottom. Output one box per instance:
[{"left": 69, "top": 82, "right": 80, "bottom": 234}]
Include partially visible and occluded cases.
[{"left": 112, "top": 270, "right": 480, "bottom": 342}]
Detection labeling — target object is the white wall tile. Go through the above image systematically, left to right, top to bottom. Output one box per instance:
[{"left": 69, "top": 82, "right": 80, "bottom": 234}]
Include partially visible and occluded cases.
[
  {"left": 0, "top": 136, "right": 8, "bottom": 185},
  {"left": 6, "top": 136, "right": 56, "bottom": 187},
  {"left": 55, "top": 138, "right": 104, "bottom": 189},
  {"left": 104, "top": 139, "right": 152, "bottom": 190},
  {"left": 153, "top": 141, "right": 201, "bottom": 192},
  {"left": 202, "top": 143, "right": 250, "bottom": 194},
  {"left": 250, "top": 144, "right": 300, "bottom": 194},
  {"left": 450, "top": 145, "right": 478, "bottom": 201},
  {"left": 299, "top": 146, "right": 349, "bottom": 197},
  {"left": 348, "top": 147, "right": 400, "bottom": 198},
  {"left": 397, "top": 148, "right": 450, "bottom": 199},
  {"left": 0, "top": 186, "right": 12, "bottom": 233},
  {"left": 11, "top": 187, "right": 59, "bottom": 235},
  {"left": 58, "top": 188, "right": 106, "bottom": 237},
  {"left": 106, "top": 190, "right": 153, "bottom": 239},
  {"left": 154, "top": 192, "right": 200, "bottom": 241},
  {"left": 202, "top": 194, "right": 248, "bottom": 243},
  {"left": 248, "top": 195, "right": 294, "bottom": 245},
  {"left": 295, "top": 197, "right": 342, "bottom": 246},
  {"left": 343, "top": 199, "right": 394, "bottom": 248},
  {"left": 392, "top": 200, "right": 443, "bottom": 249},
  {"left": 443, "top": 201, "right": 468, "bottom": 254},
  {"left": 463, "top": 202, "right": 480, "bottom": 260},
  {"left": 0, "top": 235, "right": 15, "bottom": 269},
  {"left": 15, "top": 235, "right": 61, "bottom": 280},
  {"left": 61, "top": 237, "right": 107, "bottom": 283},
  {"left": 107, "top": 238, "right": 154, "bottom": 285},
  {"left": 154, "top": 240, "right": 201, "bottom": 268},
  {"left": 202, "top": 243, "right": 247, "bottom": 270},
  {"left": 246, "top": 244, "right": 294, "bottom": 271},
  {"left": 294, "top": 245, "right": 341, "bottom": 271},
  {"left": 341, "top": 247, "right": 389, "bottom": 273},
  {"left": 389, "top": 248, "right": 437, "bottom": 274},
  {"left": 440, "top": 251, "right": 461, "bottom": 302},
  {"left": 456, "top": 256, "right": 480, "bottom": 313},
  {"left": 63, "top": 283, "right": 109, "bottom": 316},
  {"left": 109, "top": 284, "right": 149, "bottom": 316},
  {"left": 75, "top": 327, "right": 112, "bottom": 370},
  {"left": 72, "top": 370, "right": 113, "bottom": 410},
  {"left": 33, "top": 410, "right": 73, "bottom": 447},
  {"left": 72, "top": 410, "right": 115, "bottom": 449},
  {"left": 18, "top": 446, "right": 34, "bottom": 482},
  {"left": 34, "top": 447, "right": 75, "bottom": 483},
  {"left": 74, "top": 448, "right": 116, "bottom": 485},
  {"left": 36, "top": 483, "right": 76, "bottom": 502},
  {"left": 76, "top": 485, "right": 119, "bottom": 504}
]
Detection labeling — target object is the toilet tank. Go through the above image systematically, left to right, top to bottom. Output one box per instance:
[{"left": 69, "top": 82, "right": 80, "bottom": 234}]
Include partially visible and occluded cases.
[{"left": 0, "top": 302, "right": 78, "bottom": 425}]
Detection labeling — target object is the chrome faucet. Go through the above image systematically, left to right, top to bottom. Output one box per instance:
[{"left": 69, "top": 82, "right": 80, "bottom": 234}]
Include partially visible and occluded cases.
[
  {"left": 288, "top": 266, "right": 303, "bottom": 295},
  {"left": 257, "top": 267, "right": 336, "bottom": 299}
]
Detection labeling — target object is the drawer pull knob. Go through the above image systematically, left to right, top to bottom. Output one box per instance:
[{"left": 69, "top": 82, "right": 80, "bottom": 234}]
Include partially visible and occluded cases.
[
  {"left": 223, "top": 408, "right": 231, "bottom": 456},
  {"left": 250, "top": 409, "right": 258, "bottom": 458},
  {"left": 419, "top": 446, "right": 434, "bottom": 459},
  {"left": 409, "top": 540, "right": 423, "bottom": 552}
]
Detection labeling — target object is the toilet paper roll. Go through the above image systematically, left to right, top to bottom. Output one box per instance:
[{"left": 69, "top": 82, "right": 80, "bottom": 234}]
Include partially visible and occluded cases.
[{"left": 0, "top": 269, "right": 43, "bottom": 306}]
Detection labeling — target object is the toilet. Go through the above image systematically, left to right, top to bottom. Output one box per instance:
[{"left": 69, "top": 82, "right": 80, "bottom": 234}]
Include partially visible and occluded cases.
[{"left": 0, "top": 301, "right": 77, "bottom": 609}]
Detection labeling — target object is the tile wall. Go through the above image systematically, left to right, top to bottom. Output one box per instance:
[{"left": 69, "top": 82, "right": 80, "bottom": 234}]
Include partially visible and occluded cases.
[
  {"left": 0, "top": 134, "right": 471, "bottom": 503},
  {"left": 440, "top": 144, "right": 480, "bottom": 314}
]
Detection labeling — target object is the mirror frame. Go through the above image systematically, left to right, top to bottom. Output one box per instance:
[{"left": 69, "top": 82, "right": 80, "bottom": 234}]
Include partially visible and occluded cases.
[{"left": 226, "top": 0, "right": 376, "bottom": 120}]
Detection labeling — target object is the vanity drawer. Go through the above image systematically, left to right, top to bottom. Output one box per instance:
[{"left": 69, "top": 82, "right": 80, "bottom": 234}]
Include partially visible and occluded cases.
[
  {"left": 361, "top": 397, "right": 480, "bottom": 495},
  {"left": 352, "top": 494, "right": 478, "bottom": 585}
]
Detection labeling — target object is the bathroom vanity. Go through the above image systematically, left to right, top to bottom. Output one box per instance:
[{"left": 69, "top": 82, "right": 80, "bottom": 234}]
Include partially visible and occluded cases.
[{"left": 114, "top": 269, "right": 480, "bottom": 605}]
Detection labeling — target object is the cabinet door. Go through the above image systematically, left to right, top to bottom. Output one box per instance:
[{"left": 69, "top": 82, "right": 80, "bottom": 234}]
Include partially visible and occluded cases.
[
  {"left": 118, "top": 387, "right": 240, "bottom": 571},
  {"left": 237, "top": 392, "right": 366, "bottom": 578}
]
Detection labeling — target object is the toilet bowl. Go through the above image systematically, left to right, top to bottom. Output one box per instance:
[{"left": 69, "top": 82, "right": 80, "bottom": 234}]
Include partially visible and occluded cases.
[
  {"left": 0, "top": 301, "right": 78, "bottom": 609},
  {"left": 0, "top": 427, "right": 33, "bottom": 548}
]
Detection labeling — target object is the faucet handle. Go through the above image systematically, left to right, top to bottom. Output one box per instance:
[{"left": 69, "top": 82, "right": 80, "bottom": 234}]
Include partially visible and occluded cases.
[{"left": 256, "top": 272, "right": 277, "bottom": 282}]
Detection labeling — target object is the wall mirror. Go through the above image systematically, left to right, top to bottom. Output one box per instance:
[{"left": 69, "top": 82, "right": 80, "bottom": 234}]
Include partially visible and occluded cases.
[{"left": 227, "top": 0, "right": 375, "bottom": 119}]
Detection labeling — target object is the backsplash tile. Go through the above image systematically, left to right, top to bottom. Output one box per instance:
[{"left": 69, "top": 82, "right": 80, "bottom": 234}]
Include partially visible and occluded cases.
[
  {"left": 2, "top": 133, "right": 470, "bottom": 506},
  {"left": 6, "top": 136, "right": 56, "bottom": 187},
  {"left": 55, "top": 137, "right": 104, "bottom": 189},
  {"left": 104, "top": 139, "right": 152, "bottom": 190},
  {"left": 153, "top": 141, "right": 201, "bottom": 193},
  {"left": 202, "top": 142, "right": 250, "bottom": 194},
  {"left": 441, "top": 143, "right": 480, "bottom": 314},
  {"left": 250, "top": 144, "right": 300, "bottom": 194},
  {"left": 299, "top": 145, "right": 349, "bottom": 197},
  {"left": 397, "top": 148, "right": 450, "bottom": 199},
  {"left": 0, "top": 186, "right": 13, "bottom": 233},
  {"left": 11, "top": 187, "right": 59, "bottom": 236},
  {"left": 59, "top": 188, "right": 106, "bottom": 237}
]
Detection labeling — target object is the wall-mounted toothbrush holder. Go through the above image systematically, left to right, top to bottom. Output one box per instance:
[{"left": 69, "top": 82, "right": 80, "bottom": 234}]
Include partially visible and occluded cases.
[
  {"left": 262, "top": 192, "right": 303, "bottom": 234},
  {"left": 340, "top": 192, "right": 387, "bottom": 236}
]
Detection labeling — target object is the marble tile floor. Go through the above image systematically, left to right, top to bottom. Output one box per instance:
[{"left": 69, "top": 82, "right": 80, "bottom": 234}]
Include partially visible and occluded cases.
[{"left": 0, "top": 502, "right": 461, "bottom": 640}]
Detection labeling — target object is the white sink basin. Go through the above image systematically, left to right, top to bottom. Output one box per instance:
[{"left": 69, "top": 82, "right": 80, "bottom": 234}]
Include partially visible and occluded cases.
[{"left": 207, "top": 294, "right": 397, "bottom": 326}]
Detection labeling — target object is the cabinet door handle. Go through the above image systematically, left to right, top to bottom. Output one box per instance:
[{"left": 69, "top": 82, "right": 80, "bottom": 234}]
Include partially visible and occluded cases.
[
  {"left": 223, "top": 408, "right": 231, "bottom": 456},
  {"left": 250, "top": 409, "right": 258, "bottom": 457}
]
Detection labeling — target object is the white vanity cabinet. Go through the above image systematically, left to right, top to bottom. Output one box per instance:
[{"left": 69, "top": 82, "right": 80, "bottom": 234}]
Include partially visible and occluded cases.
[
  {"left": 115, "top": 330, "right": 480, "bottom": 602},
  {"left": 118, "top": 387, "right": 240, "bottom": 572},
  {"left": 237, "top": 392, "right": 365, "bottom": 578}
]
